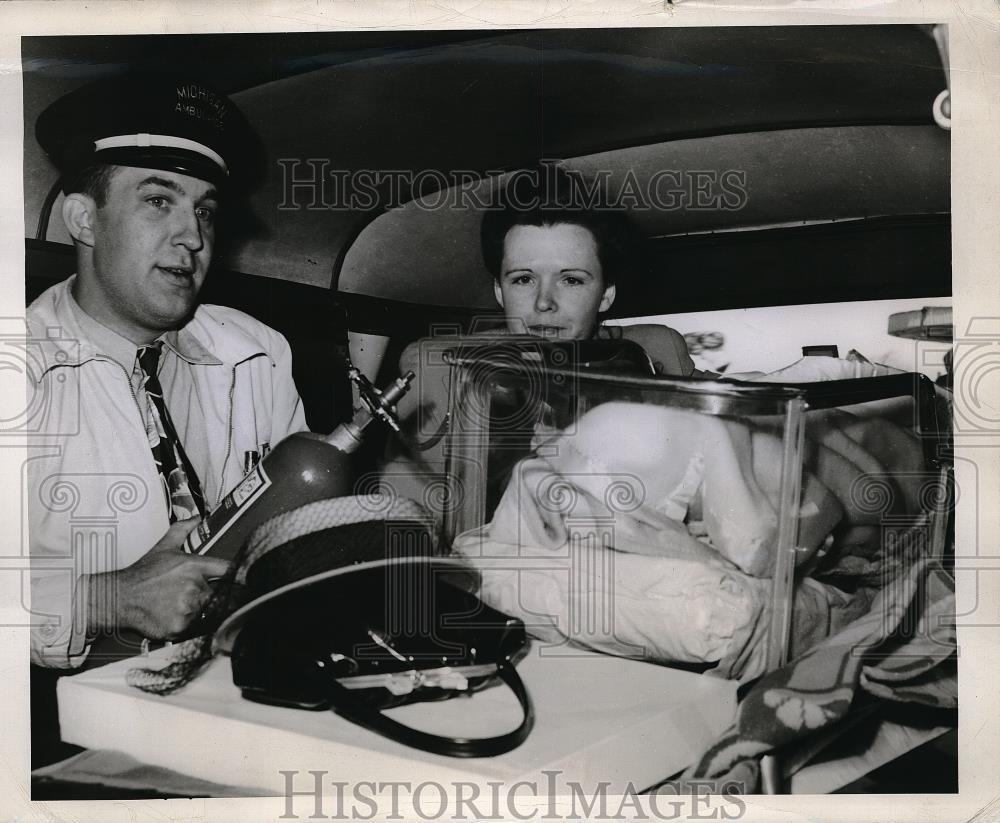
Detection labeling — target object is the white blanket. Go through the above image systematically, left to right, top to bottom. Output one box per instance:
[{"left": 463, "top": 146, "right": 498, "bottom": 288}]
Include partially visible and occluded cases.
[{"left": 452, "top": 398, "right": 919, "bottom": 681}]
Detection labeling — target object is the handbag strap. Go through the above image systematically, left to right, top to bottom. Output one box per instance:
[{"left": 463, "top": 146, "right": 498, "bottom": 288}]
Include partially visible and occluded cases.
[{"left": 324, "top": 659, "right": 534, "bottom": 758}]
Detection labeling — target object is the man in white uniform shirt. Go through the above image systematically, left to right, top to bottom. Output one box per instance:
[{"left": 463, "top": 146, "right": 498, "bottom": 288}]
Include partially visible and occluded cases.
[{"left": 28, "top": 73, "right": 307, "bottom": 674}]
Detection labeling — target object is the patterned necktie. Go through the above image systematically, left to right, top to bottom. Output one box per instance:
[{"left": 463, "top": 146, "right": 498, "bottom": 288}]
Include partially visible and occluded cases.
[{"left": 137, "top": 343, "right": 206, "bottom": 522}]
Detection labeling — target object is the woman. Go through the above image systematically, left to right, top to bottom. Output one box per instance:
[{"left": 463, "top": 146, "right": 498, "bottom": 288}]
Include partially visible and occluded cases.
[{"left": 382, "top": 197, "right": 705, "bottom": 517}]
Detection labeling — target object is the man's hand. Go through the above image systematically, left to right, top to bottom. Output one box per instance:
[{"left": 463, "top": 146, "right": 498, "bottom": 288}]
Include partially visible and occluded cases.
[{"left": 87, "top": 518, "right": 232, "bottom": 640}]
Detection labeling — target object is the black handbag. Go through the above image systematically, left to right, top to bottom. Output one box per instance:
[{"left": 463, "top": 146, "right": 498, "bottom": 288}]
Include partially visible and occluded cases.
[
  {"left": 124, "top": 493, "right": 535, "bottom": 758},
  {"left": 227, "top": 557, "right": 534, "bottom": 758}
]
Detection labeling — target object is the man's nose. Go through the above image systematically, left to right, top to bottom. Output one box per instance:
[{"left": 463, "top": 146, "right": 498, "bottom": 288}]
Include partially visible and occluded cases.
[{"left": 173, "top": 208, "right": 205, "bottom": 253}]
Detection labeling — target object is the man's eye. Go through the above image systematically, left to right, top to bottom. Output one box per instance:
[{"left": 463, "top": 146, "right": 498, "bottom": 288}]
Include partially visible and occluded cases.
[
  {"left": 146, "top": 196, "right": 169, "bottom": 209},
  {"left": 196, "top": 207, "right": 216, "bottom": 224}
]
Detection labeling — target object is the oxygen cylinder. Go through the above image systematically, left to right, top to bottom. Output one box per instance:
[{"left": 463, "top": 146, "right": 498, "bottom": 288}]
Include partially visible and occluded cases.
[{"left": 183, "top": 369, "right": 414, "bottom": 560}]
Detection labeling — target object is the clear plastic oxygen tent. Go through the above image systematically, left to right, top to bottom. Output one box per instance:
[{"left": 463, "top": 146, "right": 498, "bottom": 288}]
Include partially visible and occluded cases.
[{"left": 437, "top": 338, "right": 954, "bottom": 793}]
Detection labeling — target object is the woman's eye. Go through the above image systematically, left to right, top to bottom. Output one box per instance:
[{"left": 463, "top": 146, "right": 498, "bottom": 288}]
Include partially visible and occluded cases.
[
  {"left": 511, "top": 275, "right": 533, "bottom": 285},
  {"left": 563, "top": 276, "right": 583, "bottom": 286}
]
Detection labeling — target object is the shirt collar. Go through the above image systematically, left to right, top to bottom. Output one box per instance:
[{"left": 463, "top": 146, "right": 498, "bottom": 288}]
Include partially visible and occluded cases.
[
  {"left": 65, "top": 286, "right": 222, "bottom": 367},
  {"left": 65, "top": 288, "right": 142, "bottom": 371},
  {"left": 164, "top": 327, "right": 223, "bottom": 366}
]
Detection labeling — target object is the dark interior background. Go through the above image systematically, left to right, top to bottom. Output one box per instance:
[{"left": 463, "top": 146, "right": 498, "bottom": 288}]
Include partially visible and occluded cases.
[{"left": 23, "top": 25, "right": 951, "bottom": 429}]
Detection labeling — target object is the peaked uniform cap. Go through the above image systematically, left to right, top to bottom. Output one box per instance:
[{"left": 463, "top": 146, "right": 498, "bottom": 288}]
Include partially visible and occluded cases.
[{"left": 36, "top": 72, "right": 261, "bottom": 191}]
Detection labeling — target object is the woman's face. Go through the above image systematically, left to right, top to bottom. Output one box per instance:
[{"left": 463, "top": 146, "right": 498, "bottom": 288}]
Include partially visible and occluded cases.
[{"left": 494, "top": 222, "right": 616, "bottom": 340}]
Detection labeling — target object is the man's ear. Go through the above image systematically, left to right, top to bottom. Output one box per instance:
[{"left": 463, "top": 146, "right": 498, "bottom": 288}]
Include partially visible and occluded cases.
[
  {"left": 62, "top": 193, "right": 97, "bottom": 247},
  {"left": 493, "top": 280, "right": 505, "bottom": 308},
  {"left": 599, "top": 283, "right": 616, "bottom": 313}
]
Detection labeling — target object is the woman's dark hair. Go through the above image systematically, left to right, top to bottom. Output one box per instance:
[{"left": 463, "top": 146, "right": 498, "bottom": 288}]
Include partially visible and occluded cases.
[{"left": 480, "top": 172, "right": 645, "bottom": 287}]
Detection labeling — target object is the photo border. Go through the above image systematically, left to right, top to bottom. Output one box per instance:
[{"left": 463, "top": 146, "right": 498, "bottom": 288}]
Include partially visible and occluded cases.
[{"left": 1, "top": 1, "right": 997, "bottom": 820}]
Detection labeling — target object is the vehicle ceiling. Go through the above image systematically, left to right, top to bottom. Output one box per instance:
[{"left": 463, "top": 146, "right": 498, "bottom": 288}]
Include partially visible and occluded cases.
[{"left": 23, "top": 25, "right": 949, "bottom": 332}]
